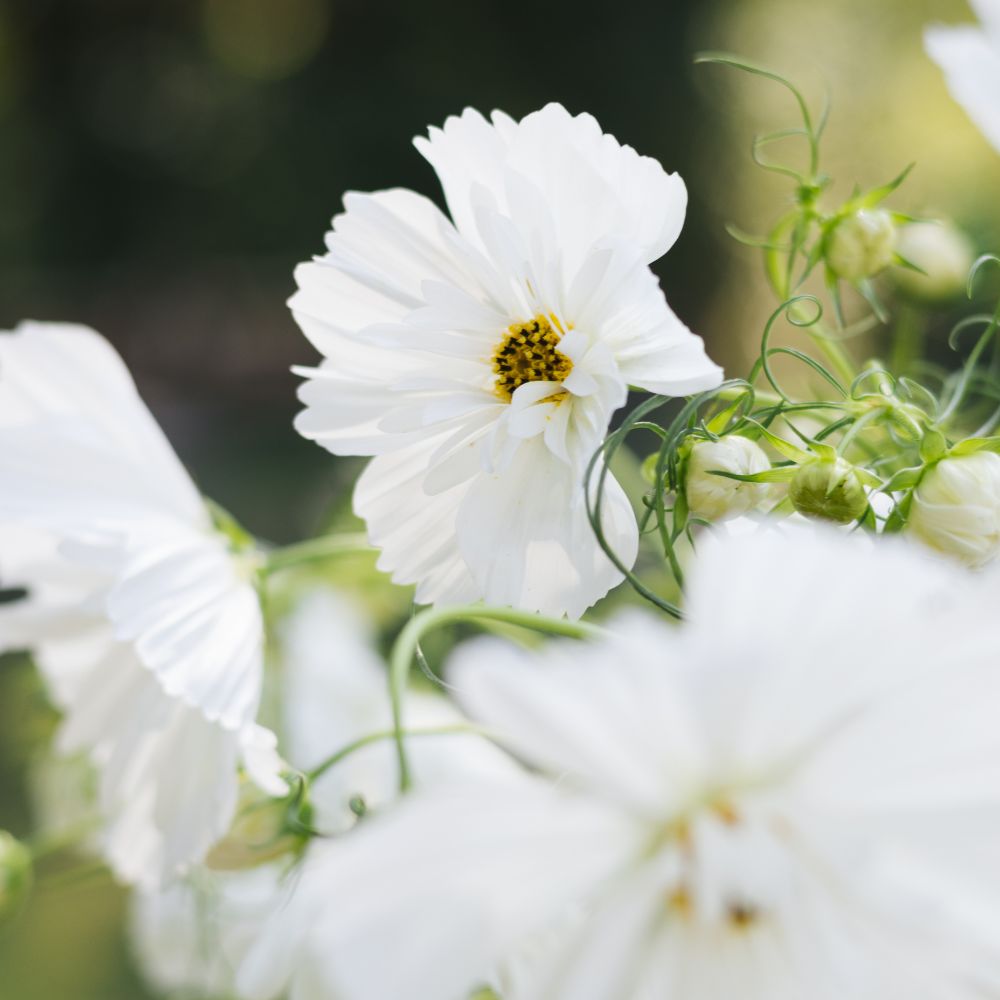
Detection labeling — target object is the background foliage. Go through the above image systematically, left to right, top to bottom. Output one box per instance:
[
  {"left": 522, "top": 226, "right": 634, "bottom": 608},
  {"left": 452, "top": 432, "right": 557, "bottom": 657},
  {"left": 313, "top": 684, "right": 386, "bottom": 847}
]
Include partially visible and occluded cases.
[{"left": 0, "top": 0, "right": 997, "bottom": 996}]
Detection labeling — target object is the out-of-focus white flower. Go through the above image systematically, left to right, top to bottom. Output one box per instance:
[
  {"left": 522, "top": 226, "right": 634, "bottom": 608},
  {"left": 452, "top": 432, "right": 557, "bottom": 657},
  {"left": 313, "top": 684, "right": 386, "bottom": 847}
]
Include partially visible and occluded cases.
[
  {"left": 926, "top": 2, "right": 1000, "bottom": 155},
  {"left": 291, "top": 103, "right": 722, "bottom": 618},
  {"left": 826, "top": 208, "right": 897, "bottom": 281},
  {"left": 893, "top": 221, "right": 975, "bottom": 302},
  {"left": 0, "top": 322, "right": 284, "bottom": 888},
  {"left": 685, "top": 436, "right": 771, "bottom": 521},
  {"left": 909, "top": 451, "right": 1000, "bottom": 567},
  {"left": 239, "top": 528, "right": 1000, "bottom": 1000},
  {"left": 131, "top": 585, "right": 516, "bottom": 999},
  {"left": 130, "top": 867, "right": 282, "bottom": 999}
]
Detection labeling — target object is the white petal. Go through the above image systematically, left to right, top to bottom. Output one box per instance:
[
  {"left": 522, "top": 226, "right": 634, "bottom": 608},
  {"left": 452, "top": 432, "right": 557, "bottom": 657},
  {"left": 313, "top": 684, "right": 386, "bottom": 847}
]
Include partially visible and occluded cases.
[
  {"left": 926, "top": 25, "right": 1000, "bottom": 155},
  {"left": 415, "top": 104, "right": 688, "bottom": 267},
  {"left": 0, "top": 322, "right": 206, "bottom": 528},
  {"left": 353, "top": 435, "right": 479, "bottom": 606},
  {"left": 455, "top": 438, "right": 637, "bottom": 618},
  {"left": 105, "top": 530, "right": 264, "bottom": 729},
  {"left": 59, "top": 646, "right": 243, "bottom": 887},
  {"left": 236, "top": 777, "right": 640, "bottom": 1000}
]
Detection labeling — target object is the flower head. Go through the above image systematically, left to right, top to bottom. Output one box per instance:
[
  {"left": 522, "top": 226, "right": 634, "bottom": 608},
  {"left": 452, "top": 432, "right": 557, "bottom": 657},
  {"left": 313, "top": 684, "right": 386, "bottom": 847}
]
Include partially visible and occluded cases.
[
  {"left": 926, "top": 1, "right": 1000, "bottom": 155},
  {"left": 291, "top": 103, "right": 722, "bottom": 618},
  {"left": 826, "top": 208, "right": 897, "bottom": 282},
  {"left": 893, "top": 221, "right": 975, "bottom": 303},
  {"left": 0, "top": 322, "right": 284, "bottom": 887},
  {"left": 684, "top": 435, "right": 772, "bottom": 521},
  {"left": 908, "top": 451, "right": 1000, "bottom": 567},
  {"left": 789, "top": 455, "right": 868, "bottom": 524},
  {"left": 239, "top": 527, "right": 1000, "bottom": 1000}
]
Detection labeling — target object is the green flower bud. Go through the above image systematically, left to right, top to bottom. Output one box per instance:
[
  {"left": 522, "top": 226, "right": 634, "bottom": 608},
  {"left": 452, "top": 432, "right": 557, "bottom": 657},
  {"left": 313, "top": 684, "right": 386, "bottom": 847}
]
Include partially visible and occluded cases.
[
  {"left": 827, "top": 209, "right": 897, "bottom": 282},
  {"left": 892, "top": 221, "right": 975, "bottom": 303},
  {"left": 685, "top": 436, "right": 772, "bottom": 521},
  {"left": 789, "top": 457, "right": 868, "bottom": 524},
  {"left": 205, "top": 777, "right": 310, "bottom": 872},
  {"left": 0, "top": 832, "right": 33, "bottom": 923}
]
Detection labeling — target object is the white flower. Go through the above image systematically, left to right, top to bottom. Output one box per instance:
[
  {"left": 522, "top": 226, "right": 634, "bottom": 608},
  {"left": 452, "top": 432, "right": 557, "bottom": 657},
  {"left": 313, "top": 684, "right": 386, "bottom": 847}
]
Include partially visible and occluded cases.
[
  {"left": 926, "top": 1, "right": 1000, "bottom": 155},
  {"left": 291, "top": 103, "right": 722, "bottom": 618},
  {"left": 893, "top": 221, "right": 975, "bottom": 302},
  {"left": 0, "top": 322, "right": 284, "bottom": 887},
  {"left": 685, "top": 435, "right": 772, "bottom": 521},
  {"left": 908, "top": 451, "right": 1000, "bottom": 567},
  {"left": 241, "top": 527, "right": 1000, "bottom": 1000},
  {"left": 133, "top": 586, "right": 516, "bottom": 999},
  {"left": 130, "top": 867, "right": 280, "bottom": 999}
]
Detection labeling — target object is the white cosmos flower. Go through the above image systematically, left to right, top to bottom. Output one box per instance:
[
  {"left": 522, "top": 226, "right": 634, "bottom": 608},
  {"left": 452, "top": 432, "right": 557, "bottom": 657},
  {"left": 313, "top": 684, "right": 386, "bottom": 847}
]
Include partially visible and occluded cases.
[
  {"left": 926, "top": 1, "right": 1000, "bottom": 154},
  {"left": 291, "top": 103, "right": 722, "bottom": 618},
  {"left": 0, "top": 322, "right": 284, "bottom": 887},
  {"left": 239, "top": 528, "right": 1000, "bottom": 1000},
  {"left": 131, "top": 585, "right": 516, "bottom": 999}
]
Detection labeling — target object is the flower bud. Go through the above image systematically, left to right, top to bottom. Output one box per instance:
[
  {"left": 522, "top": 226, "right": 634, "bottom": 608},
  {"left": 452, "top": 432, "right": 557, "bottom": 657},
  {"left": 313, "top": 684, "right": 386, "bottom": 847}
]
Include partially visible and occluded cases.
[
  {"left": 826, "top": 209, "right": 897, "bottom": 281},
  {"left": 892, "top": 221, "right": 975, "bottom": 303},
  {"left": 685, "top": 437, "right": 772, "bottom": 521},
  {"left": 908, "top": 451, "right": 1000, "bottom": 567},
  {"left": 789, "top": 457, "right": 868, "bottom": 524},
  {"left": 205, "top": 778, "right": 309, "bottom": 872},
  {"left": 0, "top": 831, "right": 33, "bottom": 923}
]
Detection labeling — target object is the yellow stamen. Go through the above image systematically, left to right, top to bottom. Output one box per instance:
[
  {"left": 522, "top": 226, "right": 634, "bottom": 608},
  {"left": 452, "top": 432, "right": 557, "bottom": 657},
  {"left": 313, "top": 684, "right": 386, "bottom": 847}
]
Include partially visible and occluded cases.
[{"left": 491, "top": 315, "right": 573, "bottom": 402}]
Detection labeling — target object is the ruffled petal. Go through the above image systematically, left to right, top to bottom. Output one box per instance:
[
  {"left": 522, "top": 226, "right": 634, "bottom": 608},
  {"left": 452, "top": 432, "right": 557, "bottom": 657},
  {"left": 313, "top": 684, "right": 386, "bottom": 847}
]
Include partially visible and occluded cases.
[
  {"left": 353, "top": 436, "right": 480, "bottom": 606},
  {"left": 455, "top": 438, "right": 637, "bottom": 618},
  {"left": 105, "top": 529, "right": 264, "bottom": 729}
]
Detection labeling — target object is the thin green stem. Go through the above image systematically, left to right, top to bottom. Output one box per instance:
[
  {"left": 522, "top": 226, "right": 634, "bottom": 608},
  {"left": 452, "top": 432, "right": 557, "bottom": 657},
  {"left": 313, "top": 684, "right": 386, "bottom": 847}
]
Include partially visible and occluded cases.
[
  {"left": 264, "top": 533, "right": 371, "bottom": 574},
  {"left": 389, "top": 606, "right": 604, "bottom": 791},
  {"left": 309, "top": 724, "right": 493, "bottom": 782},
  {"left": 27, "top": 820, "right": 100, "bottom": 862}
]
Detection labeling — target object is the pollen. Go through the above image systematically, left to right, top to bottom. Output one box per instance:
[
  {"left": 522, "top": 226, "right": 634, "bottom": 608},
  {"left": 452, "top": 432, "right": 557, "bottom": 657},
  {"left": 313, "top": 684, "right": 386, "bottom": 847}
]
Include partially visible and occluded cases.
[{"left": 491, "top": 315, "right": 573, "bottom": 402}]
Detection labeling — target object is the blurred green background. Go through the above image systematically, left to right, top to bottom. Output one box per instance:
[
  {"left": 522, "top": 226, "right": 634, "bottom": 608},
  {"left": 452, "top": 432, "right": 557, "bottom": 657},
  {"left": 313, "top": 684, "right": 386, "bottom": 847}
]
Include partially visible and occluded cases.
[{"left": 1, "top": 0, "right": 997, "bottom": 996}]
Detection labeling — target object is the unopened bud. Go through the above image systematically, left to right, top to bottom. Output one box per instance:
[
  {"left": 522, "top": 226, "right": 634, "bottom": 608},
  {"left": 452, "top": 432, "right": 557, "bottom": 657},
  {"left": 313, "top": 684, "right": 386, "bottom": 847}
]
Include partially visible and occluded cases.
[
  {"left": 827, "top": 209, "right": 897, "bottom": 281},
  {"left": 892, "top": 221, "right": 975, "bottom": 303},
  {"left": 685, "top": 437, "right": 772, "bottom": 521},
  {"left": 908, "top": 451, "right": 1000, "bottom": 567},
  {"left": 789, "top": 457, "right": 868, "bottom": 524},
  {"left": 205, "top": 778, "right": 309, "bottom": 872},
  {"left": 0, "top": 831, "right": 32, "bottom": 923}
]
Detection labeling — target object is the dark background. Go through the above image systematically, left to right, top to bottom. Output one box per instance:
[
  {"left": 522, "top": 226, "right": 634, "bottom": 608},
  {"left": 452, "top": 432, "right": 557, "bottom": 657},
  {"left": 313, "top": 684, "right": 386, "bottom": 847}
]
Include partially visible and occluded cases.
[{"left": 0, "top": 1, "right": 994, "bottom": 996}]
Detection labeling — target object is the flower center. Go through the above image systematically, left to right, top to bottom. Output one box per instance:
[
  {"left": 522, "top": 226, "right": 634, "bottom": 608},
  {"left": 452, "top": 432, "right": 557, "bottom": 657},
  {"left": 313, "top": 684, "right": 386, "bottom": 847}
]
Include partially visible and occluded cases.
[{"left": 491, "top": 315, "right": 573, "bottom": 402}]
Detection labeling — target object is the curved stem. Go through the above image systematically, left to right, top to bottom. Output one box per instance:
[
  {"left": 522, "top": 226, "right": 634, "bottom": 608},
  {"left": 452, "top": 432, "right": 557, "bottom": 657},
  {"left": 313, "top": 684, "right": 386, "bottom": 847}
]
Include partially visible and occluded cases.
[
  {"left": 265, "top": 533, "right": 371, "bottom": 574},
  {"left": 389, "top": 606, "right": 605, "bottom": 792},
  {"left": 309, "top": 724, "right": 493, "bottom": 782}
]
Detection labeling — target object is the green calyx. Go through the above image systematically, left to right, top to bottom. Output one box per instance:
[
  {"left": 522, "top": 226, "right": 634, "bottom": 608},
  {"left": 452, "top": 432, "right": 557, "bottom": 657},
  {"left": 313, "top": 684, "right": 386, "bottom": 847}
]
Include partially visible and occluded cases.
[{"left": 789, "top": 456, "right": 868, "bottom": 524}]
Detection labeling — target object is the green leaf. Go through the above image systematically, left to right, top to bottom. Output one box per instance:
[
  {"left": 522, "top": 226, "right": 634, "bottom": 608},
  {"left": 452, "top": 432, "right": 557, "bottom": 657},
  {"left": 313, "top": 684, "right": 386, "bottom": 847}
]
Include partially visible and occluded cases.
[
  {"left": 852, "top": 163, "right": 915, "bottom": 210},
  {"left": 746, "top": 420, "right": 812, "bottom": 463},
  {"left": 919, "top": 428, "right": 948, "bottom": 463},
  {"left": 949, "top": 436, "right": 1000, "bottom": 456},
  {"left": 880, "top": 465, "right": 924, "bottom": 492},
  {"left": 708, "top": 467, "right": 798, "bottom": 484}
]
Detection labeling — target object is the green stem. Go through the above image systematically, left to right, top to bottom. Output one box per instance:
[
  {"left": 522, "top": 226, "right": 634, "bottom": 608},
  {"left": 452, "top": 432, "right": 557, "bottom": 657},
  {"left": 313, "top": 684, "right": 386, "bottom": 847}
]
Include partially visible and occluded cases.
[
  {"left": 799, "top": 316, "right": 857, "bottom": 389},
  {"left": 265, "top": 533, "right": 371, "bottom": 574},
  {"left": 389, "top": 606, "right": 605, "bottom": 792},
  {"left": 309, "top": 724, "right": 493, "bottom": 782},
  {"left": 27, "top": 821, "right": 101, "bottom": 862}
]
